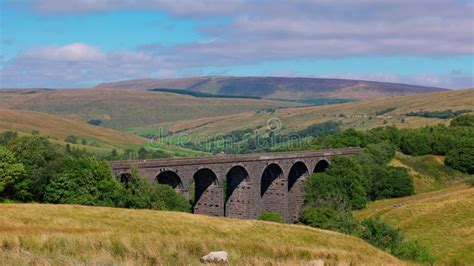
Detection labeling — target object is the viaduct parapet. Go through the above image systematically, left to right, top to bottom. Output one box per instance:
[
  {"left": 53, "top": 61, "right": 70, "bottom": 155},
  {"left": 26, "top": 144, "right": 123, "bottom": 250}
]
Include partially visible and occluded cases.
[{"left": 110, "top": 148, "right": 361, "bottom": 222}]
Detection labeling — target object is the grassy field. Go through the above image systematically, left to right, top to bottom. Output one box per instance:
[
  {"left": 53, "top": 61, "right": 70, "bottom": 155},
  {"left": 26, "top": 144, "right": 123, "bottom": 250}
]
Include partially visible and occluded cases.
[
  {"left": 0, "top": 88, "right": 300, "bottom": 129},
  {"left": 389, "top": 153, "right": 468, "bottom": 193},
  {"left": 356, "top": 184, "right": 474, "bottom": 265},
  {"left": 0, "top": 204, "right": 407, "bottom": 265}
]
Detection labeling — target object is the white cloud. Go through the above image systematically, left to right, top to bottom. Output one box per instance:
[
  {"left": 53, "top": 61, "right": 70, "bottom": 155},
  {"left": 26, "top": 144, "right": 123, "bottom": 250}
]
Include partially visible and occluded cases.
[
  {"left": 0, "top": 43, "right": 175, "bottom": 87},
  {"left": 23, "top": 43, "right": 105, "bottom": 61},
  {"left": 319, "top": 71, "right": 473, "bottom": 89}
]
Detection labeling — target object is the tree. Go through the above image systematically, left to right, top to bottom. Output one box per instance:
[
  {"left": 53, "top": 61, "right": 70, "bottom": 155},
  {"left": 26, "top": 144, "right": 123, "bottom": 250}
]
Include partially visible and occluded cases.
[
  {"left": 399, "top": 130, "right": 431, "bottom": 155},
  {"left": 7, "top": 136, "right": 63, "bottom": 201},
  {"left": 445, "top": 138, "right": 474, "bottom": 174},
  {"left": 360, "top": 141, "right": 395, "bottom": 165},
  {"left": 0, "top": 147, "right": 28, "bottom": 200},
  {"left": 138, "top": 147, "right": 148, "bottom": 159},
  {"left": 44, "top": 156, "right": 124, "bottom": 206},
  {"left": 305, "top": 157, "right": 368, "bottom": 210},
  {"left": 368, "top": 166, "right": 414, "bottom": 200}
]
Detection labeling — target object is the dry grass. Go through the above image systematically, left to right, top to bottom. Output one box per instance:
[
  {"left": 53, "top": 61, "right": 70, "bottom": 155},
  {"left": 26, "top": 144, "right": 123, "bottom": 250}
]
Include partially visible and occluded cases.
[
  {"left": 0, "top": 108, "right": 145, "bottom": 150},
  {"left": 355, "top": 184, "right": 474, "bottom": 265},
  {"left": 0, "top": 204, "right": 406, "bottom": 265}
]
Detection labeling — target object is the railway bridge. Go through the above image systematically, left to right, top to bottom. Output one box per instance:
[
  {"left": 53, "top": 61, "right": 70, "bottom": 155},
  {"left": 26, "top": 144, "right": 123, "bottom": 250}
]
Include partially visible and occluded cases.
[{"left": 110, "top": 148, "right": 361, "bottom": 222}]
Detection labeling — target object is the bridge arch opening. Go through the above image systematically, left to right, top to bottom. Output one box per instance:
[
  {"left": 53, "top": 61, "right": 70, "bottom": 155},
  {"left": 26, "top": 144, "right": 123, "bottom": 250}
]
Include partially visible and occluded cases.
[
  {"left": 313, "top": 159, "right": 329, "bottom": 173},
  {"left": 288, "top": 161, "right": 309, "bottom": 222},
  {"left": 288, "top": 162, "right": 309, "bottom": 192},
  {"left": 260, "top": 163, "right": 287, "bottom": 220},
  {"left": 261, "top": 163, "right": 284, "bottom": 196},
  {"left": 225, "top": 165, "right": 250, "bottom": 219},
  {"left": 193, "top": 168, "right": 222, "bottom": 216},
  {"left": 156, "top": 170, "right": 183, "bottom": 189},
  {"left": 117, "top": 173, "right": 132, "bottom": 187}
]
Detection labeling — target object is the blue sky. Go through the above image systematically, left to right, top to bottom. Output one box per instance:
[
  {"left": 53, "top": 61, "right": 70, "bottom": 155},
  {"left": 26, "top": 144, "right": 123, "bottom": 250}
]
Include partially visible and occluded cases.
[{"left": 1, "top": 0, "right": 473, "bottom": 88}]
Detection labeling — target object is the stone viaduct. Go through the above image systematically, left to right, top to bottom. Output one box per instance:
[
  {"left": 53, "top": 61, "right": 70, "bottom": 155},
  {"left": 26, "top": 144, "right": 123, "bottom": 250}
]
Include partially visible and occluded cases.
[{"left": 109, "top": 148, "right": 361, "bottom": 223}]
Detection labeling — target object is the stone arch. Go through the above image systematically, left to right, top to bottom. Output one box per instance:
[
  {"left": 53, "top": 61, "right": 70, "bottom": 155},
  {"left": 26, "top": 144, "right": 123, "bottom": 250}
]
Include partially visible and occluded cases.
[
  {"left": 313, "top": 159, "right": 329, "bottom": 173},
  {"left": 288, "top": 161, "right": 309, "bottom": 222},
  {"left": 260, "top": 163, "right": 287, "bottom": 220},
  {"left": 225, "top": 165, "right": 251, "bottom": 219},
  {"left": 193, "top": 168, "right": 223, "bottom": 216},
  {"left": 156, "top": 170, "right": 183, "bottom": 189},
  {"left": 117, "top": 173, "right": 132, "bottom": 187}
]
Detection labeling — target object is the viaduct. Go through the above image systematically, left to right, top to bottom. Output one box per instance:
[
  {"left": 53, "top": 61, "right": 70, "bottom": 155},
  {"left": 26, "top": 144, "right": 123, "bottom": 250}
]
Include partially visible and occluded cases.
[{"left": 109, "top": 148, "right": 361, "bottom": 223}]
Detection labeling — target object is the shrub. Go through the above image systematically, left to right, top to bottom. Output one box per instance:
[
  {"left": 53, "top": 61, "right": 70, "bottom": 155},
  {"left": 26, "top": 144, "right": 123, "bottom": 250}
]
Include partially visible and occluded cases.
[
  {"left": 450, "top": 114, "right": 474, "bottom": 127},
  {"left": 87, "top": 119, "right": 103, "bottom": 126},
  {"left": 0, "top": 131, "right": 18, "bottom": 145},
  {"left": 64, "top": 135, "right": 79, "bottom": 144},
  {"left": 467, "top": 176, "right": 474, "bottom": 187},
  {"left": 299, "top": 207, "right": 359, "bottom": 234},
  {"left": 258, "top": 212, "right": 285, "bottom": 223},
  {"left": 360, "top": 218, "right": 402, "bottom": 253},
  {"left": 394, "top": 240, "right": 435, "bottom": 264}
]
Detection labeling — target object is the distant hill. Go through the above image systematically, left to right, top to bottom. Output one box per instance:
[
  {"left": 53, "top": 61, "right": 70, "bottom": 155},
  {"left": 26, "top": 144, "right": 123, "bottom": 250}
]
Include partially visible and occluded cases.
[
  {"left": 96, "top": 76, "right": 447, "bottom": 100},
  {"left": 0, "top": 88, "right": 299, "bottom": 129},
  {"left": 0, "top": 204, "right": 405, "bottom": 265}
]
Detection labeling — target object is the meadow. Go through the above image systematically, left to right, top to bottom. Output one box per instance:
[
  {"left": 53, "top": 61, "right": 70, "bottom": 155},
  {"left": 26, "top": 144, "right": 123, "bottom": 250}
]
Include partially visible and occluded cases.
[{"left": 0, "top": 204, "right": 406, "bottom": 265}]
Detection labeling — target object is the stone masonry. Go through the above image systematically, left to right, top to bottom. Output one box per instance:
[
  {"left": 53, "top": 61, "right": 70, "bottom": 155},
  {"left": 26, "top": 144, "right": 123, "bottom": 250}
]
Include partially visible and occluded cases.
[{"left": 109, "top": 148, "right": 361, "bottom": 223}]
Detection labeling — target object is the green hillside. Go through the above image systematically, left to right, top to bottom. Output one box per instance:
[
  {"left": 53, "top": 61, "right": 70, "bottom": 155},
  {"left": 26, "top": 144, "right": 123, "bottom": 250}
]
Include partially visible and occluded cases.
[{"left": 356, "top": 184, "right": 474, "bottom": 265}]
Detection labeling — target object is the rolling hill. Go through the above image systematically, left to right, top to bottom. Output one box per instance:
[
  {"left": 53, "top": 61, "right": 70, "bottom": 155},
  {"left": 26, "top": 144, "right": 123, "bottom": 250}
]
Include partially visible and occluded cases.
[
  {"left": 96, "top": 76, "right": 447, "bottom": 100},
  {"left": 0, "top": 88, "right": 299, "bottom": 129},
  {"left": 152, "top": 88, "right": 474, "bottom": 144},
  {"left": 0, "top": 108, "right": 145, "bottom": 152},
  {"left": 355, "top": 184, "right": 474, "bottom": 265},
  {"left": 0, "top": 204, "right": 406, "bottom": 265}
]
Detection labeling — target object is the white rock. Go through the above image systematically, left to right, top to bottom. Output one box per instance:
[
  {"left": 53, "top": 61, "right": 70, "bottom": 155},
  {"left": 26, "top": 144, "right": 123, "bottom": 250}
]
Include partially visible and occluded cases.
[
  {"left": 200, "top": 251, "right": 228, "bottom": 264},
  {"left": 307, "top": 259, "right": 324, "bottom": 266}
]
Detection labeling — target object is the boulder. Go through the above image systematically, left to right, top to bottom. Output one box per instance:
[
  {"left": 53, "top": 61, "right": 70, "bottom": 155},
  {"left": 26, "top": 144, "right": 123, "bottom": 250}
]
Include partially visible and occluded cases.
[
  {"left": 200, "top": 251, "right": 228, "bottom": 264},
  {"left": 307, "top": 259, "right": 324, "bottom": 266}
]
